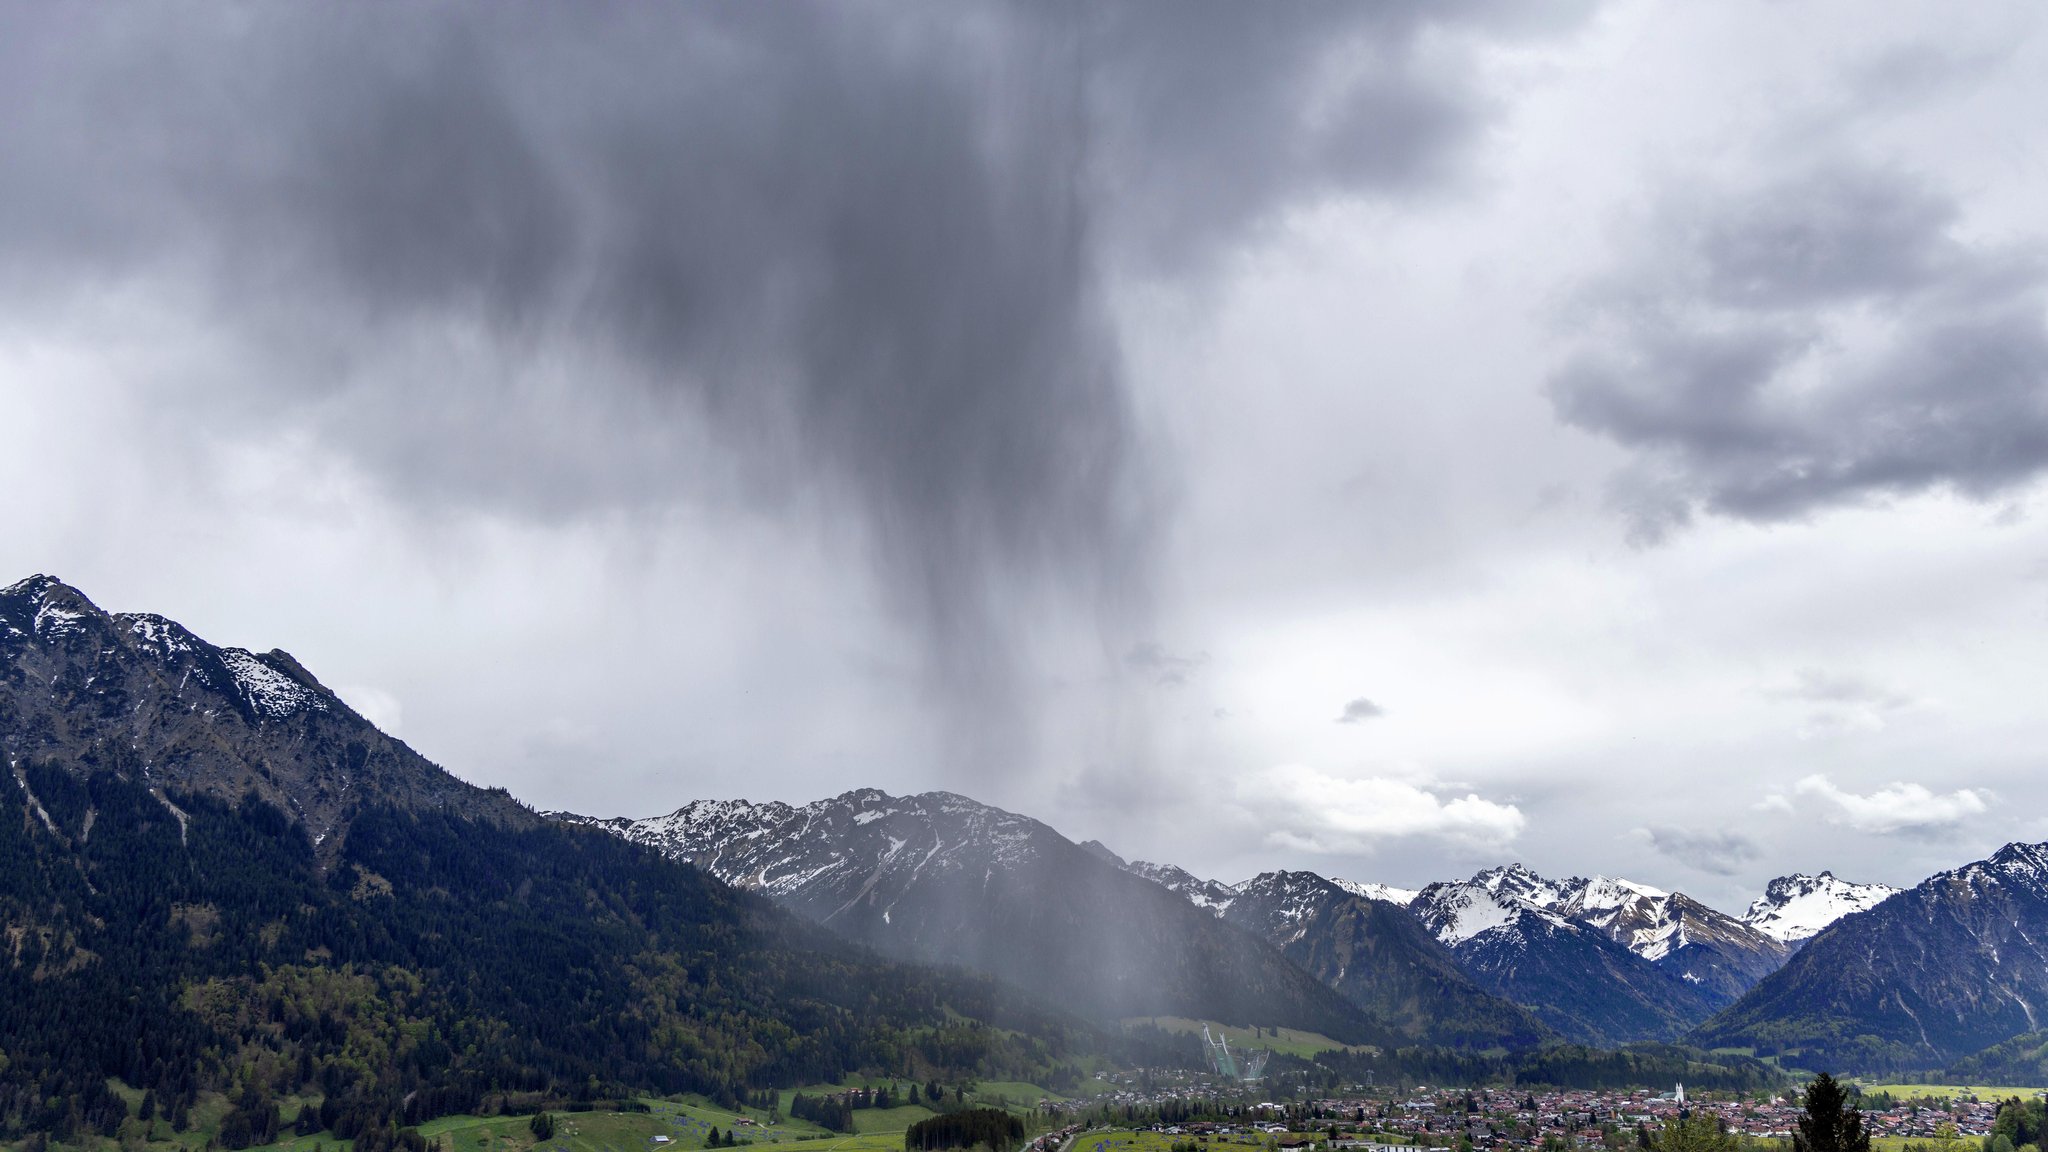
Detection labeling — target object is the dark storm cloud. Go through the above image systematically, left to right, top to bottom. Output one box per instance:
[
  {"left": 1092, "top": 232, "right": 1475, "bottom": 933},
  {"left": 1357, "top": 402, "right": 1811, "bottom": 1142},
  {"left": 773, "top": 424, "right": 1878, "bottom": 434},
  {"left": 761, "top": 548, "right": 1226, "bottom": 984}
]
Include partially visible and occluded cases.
[
  {"left": 0, "top": 2, "right": 1579, "bottom": 769},
  {"left": 1550, "top": 163, "right": 2048, "bottom": 541},
  {"left": 1335, "top": 697, "right": 1386, "bottom": 723},
  {"left": 1631, "top": 825, "right": 1760, "bottom": 876}
]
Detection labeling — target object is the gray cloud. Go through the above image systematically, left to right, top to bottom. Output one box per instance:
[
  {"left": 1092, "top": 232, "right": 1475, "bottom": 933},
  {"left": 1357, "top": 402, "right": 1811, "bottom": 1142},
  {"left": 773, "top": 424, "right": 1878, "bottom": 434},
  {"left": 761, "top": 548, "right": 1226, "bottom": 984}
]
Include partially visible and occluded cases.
[
  {"left": 0, "top": 2, "right": 1572, "bottom": 774},
  {"left": 1550, "top": 162, "right": 2048, "bottom": 542},
  {"left": 1124, "top": 642, "right": 1207, "bottom": 687},
  {"left": 1767, "top": 669, "right": 1919, "bottom": 736},
  {"left": 1769, "top": 669, "right": 1914, "bottom": 709},
  {"left": 1336, "top": 697, "right": 1387, "bottom": 723},
  {"left": 1631, "top": 826, "right": 1761, "bottom": 876}
]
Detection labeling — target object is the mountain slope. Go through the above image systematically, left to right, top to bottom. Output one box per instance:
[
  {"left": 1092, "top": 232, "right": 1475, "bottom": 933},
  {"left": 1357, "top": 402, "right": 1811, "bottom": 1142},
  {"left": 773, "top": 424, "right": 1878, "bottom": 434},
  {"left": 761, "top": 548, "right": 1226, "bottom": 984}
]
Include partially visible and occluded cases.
[
  {"left": 0, "top": 574, "right": 526, "bottom": 847},
  {"left": 0, "top": 577, "right": 1101, "bottom": 1143},
  {"left": 563, "top": 793, "right": 1394, "bottom": 1043},
  {"left": 1694, "top": 842, "right": 2048, "bottom": 1072},
  {"left": 1120, "top": 855, "right": 1769, "bottom": 1047},
  {"left": 1117, "top": 858, "right": 1241, "bottom": 911},
  {"left": 1413, "top": 865, "right": 1786, "bottom": 1015},
  {"left": 1216, "top": 870, "right": 1554, "bottom": 1050},
  {"left": 1743, "top": 872, "right": 1900, "bottom": 943},
  {"left": 1556, "top": 879, "right": 1790, "bottom": 1005},
  {"left": 1450, "top": 907, "right": 1722, "bottom": 1047},
  {"left": 1943, "top": 1029, "right": 2048, "bottom": 1086}
]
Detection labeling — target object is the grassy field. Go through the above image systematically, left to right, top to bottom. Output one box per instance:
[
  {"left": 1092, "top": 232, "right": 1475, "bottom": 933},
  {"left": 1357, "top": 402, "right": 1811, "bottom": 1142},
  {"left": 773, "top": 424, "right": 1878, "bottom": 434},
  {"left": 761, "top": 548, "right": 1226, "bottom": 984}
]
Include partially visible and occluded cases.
[
  {"left": 1122, "top": 1016, "right": 1357, "bottom": 1058},
  {"left": 4, "top": 1074, "right": 1067, "bottom": 1152},
  {"left": 773, "top": 1079, "right": 1058, "bottom": 1122},
  {"left": 964, "top": 1082, "right": 1067, "bottom": 1105},
  {"left": 1861, "top": 1083, "right": 2048, "bottom": 1100},
  {"left": 0, "top": 1093, "right": 859, "bottom": 1152},
  {"left": 417, "top": 1096, "right": 839, "bottom": 1152},
  {"left": 844, "top": 1107, "right": 935, "bottom": 1135},
  {"left": 1072, "top": 1131, "right": 1280, "bottom": 1152},
  {"left": 772, "top": 1135, "right": 913, "bottom": 1152}
]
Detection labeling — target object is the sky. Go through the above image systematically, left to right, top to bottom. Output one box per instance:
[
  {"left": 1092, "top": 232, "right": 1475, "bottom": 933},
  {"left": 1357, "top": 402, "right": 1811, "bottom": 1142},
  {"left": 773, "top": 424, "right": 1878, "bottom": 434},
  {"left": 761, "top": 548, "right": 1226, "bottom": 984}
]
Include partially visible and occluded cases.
[{"left": 4, "top": 2, "right": 2048, "bottom": 912}]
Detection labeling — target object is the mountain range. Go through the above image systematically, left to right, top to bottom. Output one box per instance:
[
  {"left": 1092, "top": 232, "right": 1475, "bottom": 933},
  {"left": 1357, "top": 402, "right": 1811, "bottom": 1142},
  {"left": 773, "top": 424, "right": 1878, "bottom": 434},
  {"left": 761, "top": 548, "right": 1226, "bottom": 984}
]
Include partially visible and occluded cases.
[
  {"left": 8, "top": 570, "right": 2048, "bottom": 1145},
  {"left": 0, "top": 577, "right": 1107, "bottom": 1145},
  {"left": 560, "top": 783, "right": 1933, "bottom": 1059},
  {"left": 556, "top": 793, "right": 1436, "bottom": 1047},
  {"left": 1089, "top": 853, "right": 1552, "bottom": 1050},
  {"left": 1086, "top": 854, "right": 1882, "bottom": 1049}
]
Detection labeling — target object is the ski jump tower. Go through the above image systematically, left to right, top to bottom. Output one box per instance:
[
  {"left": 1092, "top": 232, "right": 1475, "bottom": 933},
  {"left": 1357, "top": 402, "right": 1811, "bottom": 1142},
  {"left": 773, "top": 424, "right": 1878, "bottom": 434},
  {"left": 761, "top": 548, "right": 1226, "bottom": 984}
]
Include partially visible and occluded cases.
[{"left": 1202, "top": 1025, "right": 1270, "bottom": 1082}]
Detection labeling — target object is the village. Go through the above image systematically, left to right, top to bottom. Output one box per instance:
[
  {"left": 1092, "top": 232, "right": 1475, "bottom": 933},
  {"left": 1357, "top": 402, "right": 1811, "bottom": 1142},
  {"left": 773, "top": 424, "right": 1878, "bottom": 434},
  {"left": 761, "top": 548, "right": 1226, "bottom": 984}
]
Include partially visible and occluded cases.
[{"left": 1066, "top": 1084, "right": 2026, "bottom": 1151}]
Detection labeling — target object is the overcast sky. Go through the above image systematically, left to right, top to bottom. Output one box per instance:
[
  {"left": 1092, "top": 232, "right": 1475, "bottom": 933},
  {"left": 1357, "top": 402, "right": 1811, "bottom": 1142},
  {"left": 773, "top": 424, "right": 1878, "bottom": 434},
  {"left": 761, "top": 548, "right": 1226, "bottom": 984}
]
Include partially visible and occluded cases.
[{"left": 5, "top": 2, "right": 2047, "bottom": 911}]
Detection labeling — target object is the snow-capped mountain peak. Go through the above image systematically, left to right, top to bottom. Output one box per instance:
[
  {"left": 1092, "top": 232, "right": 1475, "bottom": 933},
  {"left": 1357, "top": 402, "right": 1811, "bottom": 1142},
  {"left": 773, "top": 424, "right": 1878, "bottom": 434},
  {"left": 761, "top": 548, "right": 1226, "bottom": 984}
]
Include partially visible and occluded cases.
[
  {"left": 560, "top": 788, "right": 1062, "bottom": 900},
  {"left": 552, "top": 789, "right": 1385, "bottom": 1035},
  {"left": 1124, "top": 860, "right": 1241, "bottom": 911},
  {"left": 1473, "top": 862, "right": 1579, "bottom": 907},
  {"left": 1413, "top": 864, "right": 1579, "bottom": 944},
  {"left": 1742, "top": 870, "right": 1901, "bottom": 943},
  {"left": 1564, "top": 875, "right": 1670, "bottom": 914},
  {"left": 1330, "top": 877, "right": 1421, "bottom": 905}
]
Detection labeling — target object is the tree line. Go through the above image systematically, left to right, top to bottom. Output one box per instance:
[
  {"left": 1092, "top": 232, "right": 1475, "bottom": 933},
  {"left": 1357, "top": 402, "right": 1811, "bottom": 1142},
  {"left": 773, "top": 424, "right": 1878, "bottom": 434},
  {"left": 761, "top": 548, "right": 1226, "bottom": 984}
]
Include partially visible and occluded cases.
[
  {"left": 0, "top": 762, "right": 1108, "bottom": 1141},
  {"left": 904, "top": 1108, "right": 1025, "bottom": 1152}
]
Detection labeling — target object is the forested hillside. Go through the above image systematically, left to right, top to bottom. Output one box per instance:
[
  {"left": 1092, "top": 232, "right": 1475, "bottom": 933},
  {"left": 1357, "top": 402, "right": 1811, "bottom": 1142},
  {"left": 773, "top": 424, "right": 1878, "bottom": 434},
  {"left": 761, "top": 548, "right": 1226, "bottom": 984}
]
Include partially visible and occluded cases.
[
  {"left": 0, "top": 577, "right": 1116, "bottom": 1145},
  {"left": 0, "top": 764, "right": 1098, "bottom": 1143}
]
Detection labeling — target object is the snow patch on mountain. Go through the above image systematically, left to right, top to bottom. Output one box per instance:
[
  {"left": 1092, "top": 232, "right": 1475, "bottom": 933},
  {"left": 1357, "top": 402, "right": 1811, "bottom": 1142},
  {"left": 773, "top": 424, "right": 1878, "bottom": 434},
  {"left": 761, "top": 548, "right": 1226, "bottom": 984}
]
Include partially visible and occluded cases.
[
  {"left": 32, "top": 601, "right": 89, "bottom": 639},
  {"left": 122, "top": 613, "right": 200, "bottom": 657},
  {"left": 219, "top": 649, "right": 329, "bottom": 719},
  {"left": 562, "top": 788, "right": 1061, "bottom": 900},
  {"left": 1124, "top": 860, "right": 1240, "bottom": 911},
  {"left": 1413, "top": 864, "right": 1577, "bottom": 944},
  {"left": 1743, "top": 871, "right": 1900, "bottom": 942},
  {"left": 1331, "top": 878, "right": 1420, "bottom": 905}
]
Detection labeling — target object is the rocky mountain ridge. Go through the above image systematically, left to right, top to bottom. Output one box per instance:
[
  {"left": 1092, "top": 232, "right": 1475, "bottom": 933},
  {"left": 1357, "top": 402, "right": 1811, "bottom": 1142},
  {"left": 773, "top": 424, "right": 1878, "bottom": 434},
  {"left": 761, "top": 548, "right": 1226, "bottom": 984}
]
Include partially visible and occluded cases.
[
  {"left": 0, "top": 575, "right": 528, "bottom": 850},
  {"left": 556, "top": 789, "right": 1398, "bottom": 1042},
  {"left": 1693, "top": 840, "right": 2048, "bottom": 1071},
  {"left": 1205, "top": 868, "right": 1555, "bottom": 1049}
]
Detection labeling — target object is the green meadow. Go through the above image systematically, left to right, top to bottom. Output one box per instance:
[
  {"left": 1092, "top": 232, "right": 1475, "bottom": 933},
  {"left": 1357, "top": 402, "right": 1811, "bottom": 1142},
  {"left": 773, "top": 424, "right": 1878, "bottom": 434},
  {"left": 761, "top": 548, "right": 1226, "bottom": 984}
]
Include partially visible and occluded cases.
[
  {"left": 1122, "top": 1016, "right": 1358, "bottom": 1059},
  {"left": 1859, "top": 1084, "right": 2048, "bottom": 1101},
  {"left": 8, "top": 1091, "right": 909, "bottom": 1152},
  {"left": 1072, "top": 1130, "right": 1282, "bottom": 1152}
]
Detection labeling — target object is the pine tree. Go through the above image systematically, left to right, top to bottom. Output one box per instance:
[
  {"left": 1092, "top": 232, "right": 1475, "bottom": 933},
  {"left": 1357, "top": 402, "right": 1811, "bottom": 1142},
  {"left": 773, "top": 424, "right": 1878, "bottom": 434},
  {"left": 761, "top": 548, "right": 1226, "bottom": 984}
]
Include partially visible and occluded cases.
[{"left": 1792, "top": 1074, "right": 1870, "bottom": 1152}]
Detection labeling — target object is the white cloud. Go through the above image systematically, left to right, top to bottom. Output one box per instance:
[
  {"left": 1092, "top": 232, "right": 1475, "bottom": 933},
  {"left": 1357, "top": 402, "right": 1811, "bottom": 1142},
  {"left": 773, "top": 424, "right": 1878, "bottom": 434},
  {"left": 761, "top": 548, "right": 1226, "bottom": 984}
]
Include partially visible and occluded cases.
[
  {"left": 1767, "top": 669, "right": 1921, "bottom": 736},
  {"left": 1235, "top": 764, "right": 1525, "bottom": 854},
  {"left": 1792, "top": 773, "right": 1989, "bottom": 834}
]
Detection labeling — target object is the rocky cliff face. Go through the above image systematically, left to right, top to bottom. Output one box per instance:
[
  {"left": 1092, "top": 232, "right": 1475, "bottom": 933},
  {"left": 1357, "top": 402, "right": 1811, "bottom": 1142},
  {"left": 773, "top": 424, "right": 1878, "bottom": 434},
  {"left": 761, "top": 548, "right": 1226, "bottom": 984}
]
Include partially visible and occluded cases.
[{"left": 0, "top": 575, "right": 528, "bottom": 851}]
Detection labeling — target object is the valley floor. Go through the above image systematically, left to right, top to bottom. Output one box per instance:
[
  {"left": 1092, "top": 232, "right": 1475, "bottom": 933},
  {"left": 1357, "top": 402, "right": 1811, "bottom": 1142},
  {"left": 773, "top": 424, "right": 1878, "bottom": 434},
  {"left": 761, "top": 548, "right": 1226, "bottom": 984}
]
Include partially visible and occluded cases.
[{"left": 0, "top": 1083, "right": 1071, "bottom": 1152}]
